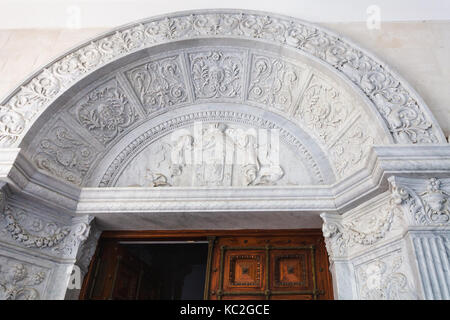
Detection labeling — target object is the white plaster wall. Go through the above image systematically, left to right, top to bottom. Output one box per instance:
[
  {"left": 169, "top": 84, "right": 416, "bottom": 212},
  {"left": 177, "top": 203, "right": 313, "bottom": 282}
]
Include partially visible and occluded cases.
[{"left": 0, "top": 21, "right": 449, "bottom": 137}]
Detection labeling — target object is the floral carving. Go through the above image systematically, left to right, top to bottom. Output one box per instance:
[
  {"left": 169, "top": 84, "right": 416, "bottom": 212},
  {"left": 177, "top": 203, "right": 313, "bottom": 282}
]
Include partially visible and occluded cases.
[
  {"left": 0, "top": 11, "right": 441, "bottom": 147},
  {"left": 189, "top": 50, "right": 243, "bottom": 99},
  {"left": 248, "top": 55, "right": 303, "bottom": 113},
  {"left": 126, "top": 56, "right": 188, "bottom": 113},
  {"left": 295, "top": 75, "right": 353, "bottom": 144},
  {"left": 76, "top": 82, "right": 138, "bottom": 144},
  {"left": 33, "top": 125, "right": 98, "bottom": 185},
  {"left": 356, "top": 252, "right": 413, "bottom": 300},
  {"left": 0, "top": 260, "right": 47, "bottom": 300}
]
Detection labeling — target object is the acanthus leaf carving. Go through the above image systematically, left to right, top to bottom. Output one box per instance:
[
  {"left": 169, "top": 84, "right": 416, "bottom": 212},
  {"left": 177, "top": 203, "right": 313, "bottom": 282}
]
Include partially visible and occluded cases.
[
  {"left": 294, "top": 74, "right": 354, "bottom": 144},
  {"left": 329, "top": 123, "right": 375, "bottom": 179}
]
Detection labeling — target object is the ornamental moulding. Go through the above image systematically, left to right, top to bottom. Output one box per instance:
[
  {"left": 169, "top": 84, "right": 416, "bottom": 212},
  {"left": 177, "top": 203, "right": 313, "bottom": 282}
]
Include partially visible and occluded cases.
[{"left": 0, "top": 9, "right": 445, "bottom": 150}]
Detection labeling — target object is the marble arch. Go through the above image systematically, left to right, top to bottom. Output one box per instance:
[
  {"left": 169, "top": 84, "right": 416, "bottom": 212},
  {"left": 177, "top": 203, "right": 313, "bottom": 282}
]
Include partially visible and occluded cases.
[{"left": 0, "top": 10, "right": 449, "bottom": 300}]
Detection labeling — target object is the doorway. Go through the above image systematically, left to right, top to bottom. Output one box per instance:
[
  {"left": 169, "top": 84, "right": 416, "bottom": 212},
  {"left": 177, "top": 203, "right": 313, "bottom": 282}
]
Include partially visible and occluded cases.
[{"left": 80, "top": 230, "right": 333, "bottom": 300}]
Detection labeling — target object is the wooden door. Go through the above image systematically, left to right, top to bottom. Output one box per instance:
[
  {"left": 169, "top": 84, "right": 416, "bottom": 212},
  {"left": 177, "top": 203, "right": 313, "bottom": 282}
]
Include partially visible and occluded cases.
[
  {"left": 81, "top": 230, "right": 333, "bottom": 300},
  {"left": 207, "top": 233, "right": 332, "bottom": 300}
]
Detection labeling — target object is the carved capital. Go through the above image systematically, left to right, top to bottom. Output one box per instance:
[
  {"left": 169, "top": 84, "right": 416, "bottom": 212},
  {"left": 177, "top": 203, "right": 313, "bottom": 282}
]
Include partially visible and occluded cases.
[{"left": 389, "top": 176, "right": 450, "bottom": 226}]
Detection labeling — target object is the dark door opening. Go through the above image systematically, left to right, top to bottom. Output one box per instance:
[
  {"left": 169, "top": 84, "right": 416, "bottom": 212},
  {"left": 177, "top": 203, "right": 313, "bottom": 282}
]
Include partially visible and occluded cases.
[{"left": 85, "top": 240, "right": 208, "bottom": 300}]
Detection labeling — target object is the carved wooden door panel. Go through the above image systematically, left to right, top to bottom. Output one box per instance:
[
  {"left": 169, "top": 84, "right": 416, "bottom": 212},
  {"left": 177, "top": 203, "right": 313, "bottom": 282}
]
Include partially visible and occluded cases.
[{"left": 207, "top": 233, "right": 333, "bottom": 300}]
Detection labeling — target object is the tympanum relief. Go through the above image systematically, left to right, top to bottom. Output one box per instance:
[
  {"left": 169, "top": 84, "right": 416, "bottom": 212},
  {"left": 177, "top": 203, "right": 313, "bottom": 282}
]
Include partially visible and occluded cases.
[
  {"left": 27, "top": 47, "right": 384, "bottom": 186},
  {"left": 115, "top": 122, "right": 311, "bottom": 187}
]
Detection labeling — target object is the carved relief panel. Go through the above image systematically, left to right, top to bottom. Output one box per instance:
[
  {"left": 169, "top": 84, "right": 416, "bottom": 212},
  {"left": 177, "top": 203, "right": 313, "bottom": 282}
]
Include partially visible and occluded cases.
[
  {"left": 188, "top": 50, "right": 245, "bottom": 100},
  {"left": 248, "top": 54, "right": 305, "bottom": 113},
  {"left": 125, "top": 55, "right": 188, "bottom": 113},
  {"left": 69, "top": 79, "right": 140, "bottom": 145},
  {"left": 32, "top": 120, "right": 100, "bottom": 186},
  {"left": 113, "top": 122, "right": 315, "bottom": 187},
  {"left": 354, "top": 249, "right": 417, "bottom": 300},
  {"left": 0, "top": 255, "right": 50, "bottom": 300}
]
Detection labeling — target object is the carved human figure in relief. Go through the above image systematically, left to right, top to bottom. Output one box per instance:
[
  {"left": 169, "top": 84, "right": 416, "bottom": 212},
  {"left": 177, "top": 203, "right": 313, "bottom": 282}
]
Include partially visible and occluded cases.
[{"left": 141, "top": 123, "right": 284, "bottom": 187}]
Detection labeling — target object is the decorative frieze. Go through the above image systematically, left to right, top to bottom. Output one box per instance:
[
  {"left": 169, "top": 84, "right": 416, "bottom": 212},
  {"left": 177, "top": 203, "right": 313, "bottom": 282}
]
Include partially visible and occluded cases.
[
  {"left": 0, "top": 11, "right": 442, "bottom": 148},
  {"left": 321, "top": 196, "right": 401, "bottom": 259},
  {"left": 0, "top": 201, "right": 92, "bottom": 260}
]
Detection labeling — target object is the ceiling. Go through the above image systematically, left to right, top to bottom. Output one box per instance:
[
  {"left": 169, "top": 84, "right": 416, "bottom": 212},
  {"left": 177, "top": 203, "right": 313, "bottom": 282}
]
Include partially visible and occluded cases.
[{"left": 0, "top": 0, "right": 449, "bottom": 29}]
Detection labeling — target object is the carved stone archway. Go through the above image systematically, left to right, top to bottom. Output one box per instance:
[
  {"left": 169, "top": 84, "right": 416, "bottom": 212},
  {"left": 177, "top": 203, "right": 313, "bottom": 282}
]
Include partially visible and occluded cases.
[{"left": 0, "top": 9, "right": 449, "bottom": 300}]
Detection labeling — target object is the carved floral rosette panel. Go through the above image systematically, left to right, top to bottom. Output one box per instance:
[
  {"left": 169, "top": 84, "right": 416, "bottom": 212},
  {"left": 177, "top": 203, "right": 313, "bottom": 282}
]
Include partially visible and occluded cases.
[
  {"left": 0, "top": 10, "right": 443, "bottom": 151},
  {"left": 0, "top": 255, "right": 49, "bottom": 300}
]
